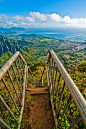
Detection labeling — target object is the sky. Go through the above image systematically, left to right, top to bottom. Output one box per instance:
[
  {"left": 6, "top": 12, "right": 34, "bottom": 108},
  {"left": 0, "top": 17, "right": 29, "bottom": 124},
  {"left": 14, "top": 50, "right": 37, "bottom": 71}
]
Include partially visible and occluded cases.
[{"left": 0, "top": 0, "right": 86, "bottom": 28}]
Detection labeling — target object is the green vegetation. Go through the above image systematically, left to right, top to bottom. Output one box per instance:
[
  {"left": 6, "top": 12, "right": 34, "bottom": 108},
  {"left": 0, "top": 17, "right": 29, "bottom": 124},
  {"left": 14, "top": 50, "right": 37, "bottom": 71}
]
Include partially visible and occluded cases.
[
  {"left": 0, "top": 33, "right": 86, "bottom": 128},
  {"left": 0, "top": 34, "right": 60, "bottom": 67},
  {"left": 40, "top": 38, "right": 59, "bottom": 43},
  {"left": 40, "top": 38, "right": 54, "bottom": 42},
  {"left": 59, "top": 52, "right": 86, "bottom": 71},
  {"left": 75, "top": 52, "right": 84, "bottom": 55},
  {"left": 0, "top": 58, "right": 24, "bottom": 128},
  {"left": 77, "top": 61, "right": 86, "bottom": 72},
  {"left": 0, "top": 74, "right": 20, "bottom": 128}
]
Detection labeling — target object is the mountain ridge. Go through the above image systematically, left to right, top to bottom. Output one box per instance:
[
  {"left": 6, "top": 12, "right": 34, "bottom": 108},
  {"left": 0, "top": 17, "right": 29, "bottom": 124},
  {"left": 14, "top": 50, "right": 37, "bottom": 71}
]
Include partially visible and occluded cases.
[{"left": 0, "top": 34, "right": 38, "bottom": 67}]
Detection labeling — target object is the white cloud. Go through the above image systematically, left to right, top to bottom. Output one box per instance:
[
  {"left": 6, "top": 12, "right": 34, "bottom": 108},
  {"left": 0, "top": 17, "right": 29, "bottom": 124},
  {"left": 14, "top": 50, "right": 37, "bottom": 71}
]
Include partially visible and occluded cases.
[
  {"left": 1, "top": 12, "right": 86, "bottom": 27},
  {"left": 11, "top": 12, "right": 47, "bottom": 24},
  {"left": 29, "top": 12, "right": 47, "bottom": 22},
  {"left": 0, "top": 13, "right": 8, "bottom": 21},
  {"left": 48, "top": 13, "right": 62, "bottom": 22},
  {"left": 48, "top": 13, "right": 86, "bottom": 26},
  {"left": 2, "top": 14, "right": 8, "bottom": 19},
  {"left": 12, "top": 15, "right": 35, "bottom": 23},
  {"left": 12, "top": 15, "right": 24, "bottom": 21},
  {"left": 62, "top": 15, "right": 72, "bottom": 23},
  {"left": 25, "top": 16, "right": 35, "bottom": 23},
  {"left": 5, "top": 22, "right": 18, "bottom": 27},
  {"left": 11, "top": 22, "right": 18, "bottom": 26}
]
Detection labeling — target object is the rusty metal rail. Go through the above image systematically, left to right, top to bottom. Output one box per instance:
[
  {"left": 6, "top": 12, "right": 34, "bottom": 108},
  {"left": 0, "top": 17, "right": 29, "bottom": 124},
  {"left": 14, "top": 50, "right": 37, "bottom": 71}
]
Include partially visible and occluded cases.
[
  {"left": 42, "top": 50, "right": 86, "bottom": 129},
  {"left": 0, "top": 51, "right": 27, "bottom": 129}
]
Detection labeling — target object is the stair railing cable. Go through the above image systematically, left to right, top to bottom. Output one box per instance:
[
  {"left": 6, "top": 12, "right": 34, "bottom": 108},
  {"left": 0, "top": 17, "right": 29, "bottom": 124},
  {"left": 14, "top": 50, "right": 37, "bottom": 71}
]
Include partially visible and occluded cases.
[
  {"left": 41, "top": 50, "right": 86, "bottom": 129},
  {"left": 0, "top": 51, "right": 27, "bottom": 129}
]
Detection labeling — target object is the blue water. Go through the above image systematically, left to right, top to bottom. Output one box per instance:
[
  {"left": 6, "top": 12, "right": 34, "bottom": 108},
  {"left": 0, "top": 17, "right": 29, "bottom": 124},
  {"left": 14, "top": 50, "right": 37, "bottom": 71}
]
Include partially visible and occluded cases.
[{"left": 23, "top": 28, "right": 86, "bottom": 42}]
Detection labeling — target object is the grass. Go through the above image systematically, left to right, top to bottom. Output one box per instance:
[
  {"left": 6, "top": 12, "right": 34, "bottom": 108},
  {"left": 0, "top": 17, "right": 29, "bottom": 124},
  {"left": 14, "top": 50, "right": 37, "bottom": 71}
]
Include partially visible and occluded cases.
[
  {"left": 40, "top": 38, "right": 59, "bottom": 43},
  {"left": 40, "top": 38, "right": 54, "bottom": 42}
]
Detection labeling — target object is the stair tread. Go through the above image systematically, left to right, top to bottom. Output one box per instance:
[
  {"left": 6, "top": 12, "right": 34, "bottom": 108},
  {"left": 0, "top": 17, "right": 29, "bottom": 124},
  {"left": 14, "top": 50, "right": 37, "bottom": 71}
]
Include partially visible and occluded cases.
[{"left": 27, "top": 88, "right": 48, "bottom": 94}]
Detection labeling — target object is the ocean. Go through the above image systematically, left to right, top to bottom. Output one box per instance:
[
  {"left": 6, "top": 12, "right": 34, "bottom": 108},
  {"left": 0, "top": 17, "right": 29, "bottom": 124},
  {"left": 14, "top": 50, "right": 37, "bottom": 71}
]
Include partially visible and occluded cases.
[{"left": 23, "top": 28, "right": 86, "bottom": 42}]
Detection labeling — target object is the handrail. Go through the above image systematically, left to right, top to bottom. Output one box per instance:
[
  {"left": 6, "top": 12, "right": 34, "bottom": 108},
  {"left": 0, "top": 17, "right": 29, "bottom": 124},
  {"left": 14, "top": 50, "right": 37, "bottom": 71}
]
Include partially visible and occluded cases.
[
  {"left": 42, "top": 50, "right": 86, "bottom": 128},
  {"left": 49, "top": 50, "right": 86, "bottom": 122},
  {"left": 0, "top": 51, "right": 27, "bottom": 129},
  {"left": 0, "top": 51, "right": 26, "bottom": 80},
  {"left": 18, "top": 65, "right": 26, "bottom": 129}
]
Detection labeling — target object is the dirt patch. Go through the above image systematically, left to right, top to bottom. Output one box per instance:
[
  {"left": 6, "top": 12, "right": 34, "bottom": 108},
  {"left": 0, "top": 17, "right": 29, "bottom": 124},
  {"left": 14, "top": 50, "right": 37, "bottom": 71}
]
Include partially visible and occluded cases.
[{"left": 21, "top": 92, "right": 55, "bottom": 129}]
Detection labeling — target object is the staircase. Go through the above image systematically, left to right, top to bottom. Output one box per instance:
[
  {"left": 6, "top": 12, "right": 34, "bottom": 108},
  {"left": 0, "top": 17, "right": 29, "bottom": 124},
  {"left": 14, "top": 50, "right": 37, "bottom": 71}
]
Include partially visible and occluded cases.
[
  {"left": 0, "top": 50, "right": 86, "bottom": 129},
  {"left": 22, "top": 66, "right": 55, "bottom": 129}
]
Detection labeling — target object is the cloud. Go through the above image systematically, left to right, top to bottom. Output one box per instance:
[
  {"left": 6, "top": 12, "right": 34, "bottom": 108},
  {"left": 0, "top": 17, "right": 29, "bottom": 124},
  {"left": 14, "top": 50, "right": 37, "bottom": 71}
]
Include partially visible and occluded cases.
[
  {"left": 1, "top": 12, "right": 86, "bottom": 27},
  {"left": 11, "top": 12, "right": 48, "bottom": 23},
  {"left": 29, "top": 12, "right": 47, "bottom": 22},
  {"left": 0, "top": 13, "right": 9, "bottom": 23},
  {"left": 48, "top": 13, "right": 62, "bottom": 22},
  {"left": 49, "top": 13, "right": 86, "bottom": 26},
  {"left": 49, "top": 13, "right": 73, "bottom": 24},
  {"left": 2, "top": 14, "right": 8, "bottom": 19},
  {"left": 12, "top": 15, "right": 35, "bottom": 23},
  {"left": 12, "top": 15, "right": 24, "bottom": 21},
  {"left": 62, "top": 15, "right": 72, "bottom": 23},
  {"left": 62, "top": 15, "right": 86, "bottom": 25},
  {"left": 25, "top": 16, "right": 35, "bottom": 23},
  {"left": 9, "top": 22, "right": 18, "bottom": 26}
]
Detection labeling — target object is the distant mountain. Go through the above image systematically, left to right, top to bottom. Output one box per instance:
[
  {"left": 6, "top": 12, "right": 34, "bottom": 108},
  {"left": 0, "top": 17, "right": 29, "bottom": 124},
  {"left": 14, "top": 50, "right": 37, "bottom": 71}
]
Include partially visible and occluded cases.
[
  {"left": 0, "top": 27, "right": 26, "bottom": 31},
  {"left": 0, "top": 34, "right": 24, "bottom": 56},
  {"left": 0, "top": 34, "right": 60, "bottom": 68},
  {"left": 0, "top": 35, "right": 38, "bottom": 67}
]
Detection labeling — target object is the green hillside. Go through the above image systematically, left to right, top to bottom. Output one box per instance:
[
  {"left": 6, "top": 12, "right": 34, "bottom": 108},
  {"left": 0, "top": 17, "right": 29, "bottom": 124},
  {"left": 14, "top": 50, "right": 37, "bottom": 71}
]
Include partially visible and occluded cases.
[
  {"left": 0, "top": 34, "right": 61, "bottom": 67},
  {"left": 0, "top": 34, "right": 86, "bottom": 129},
  {"left": 0, "top": 35, "right": 39, "bottom": 67}
]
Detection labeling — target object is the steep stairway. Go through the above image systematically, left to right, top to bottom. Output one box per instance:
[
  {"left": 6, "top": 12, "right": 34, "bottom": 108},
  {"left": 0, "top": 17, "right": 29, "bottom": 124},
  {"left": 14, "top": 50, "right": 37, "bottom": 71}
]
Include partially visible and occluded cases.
[
  {"left": 1, "top": 50, "right": 86, "bottom": 129},
  {"left": 21, "top": 65, "right": 55, "bottom": 129}
]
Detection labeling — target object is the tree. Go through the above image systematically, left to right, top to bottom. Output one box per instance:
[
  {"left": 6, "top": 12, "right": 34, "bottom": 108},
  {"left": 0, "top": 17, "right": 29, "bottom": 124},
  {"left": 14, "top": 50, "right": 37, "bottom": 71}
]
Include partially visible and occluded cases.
[{"left": 77, "top": 61, "right": 86, "bottom": 72}]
